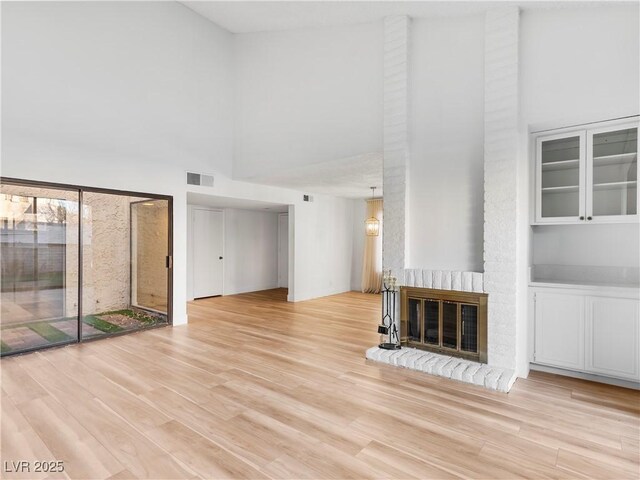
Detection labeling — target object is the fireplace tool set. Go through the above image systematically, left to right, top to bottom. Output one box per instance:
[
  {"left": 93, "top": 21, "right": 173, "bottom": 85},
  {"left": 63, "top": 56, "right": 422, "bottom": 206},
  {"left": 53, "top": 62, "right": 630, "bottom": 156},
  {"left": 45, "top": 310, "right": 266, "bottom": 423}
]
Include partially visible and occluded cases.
[{"left": 378, "top": 269, "right": 401, "bottom": 350}]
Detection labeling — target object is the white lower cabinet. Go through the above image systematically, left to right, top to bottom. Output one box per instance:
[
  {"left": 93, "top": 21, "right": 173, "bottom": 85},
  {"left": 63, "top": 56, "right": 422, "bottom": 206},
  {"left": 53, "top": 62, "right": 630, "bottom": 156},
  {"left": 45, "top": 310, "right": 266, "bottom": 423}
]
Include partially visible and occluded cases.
[
  {"left": 532, "top": 287, "right": 640, "bottom": 382},
  {"left": 534, "top": 292, "right": 585, "bottom": 370},
  {"left": 586, "top": 296, "right": 639, "bottom": 381}
]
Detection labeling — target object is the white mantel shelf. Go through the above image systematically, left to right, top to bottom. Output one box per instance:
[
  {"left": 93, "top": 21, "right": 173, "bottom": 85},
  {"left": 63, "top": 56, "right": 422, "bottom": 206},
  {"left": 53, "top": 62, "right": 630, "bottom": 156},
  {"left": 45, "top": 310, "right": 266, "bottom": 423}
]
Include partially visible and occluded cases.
[{"left": 365, "top": 346, "right": 517, "bottom": 393}]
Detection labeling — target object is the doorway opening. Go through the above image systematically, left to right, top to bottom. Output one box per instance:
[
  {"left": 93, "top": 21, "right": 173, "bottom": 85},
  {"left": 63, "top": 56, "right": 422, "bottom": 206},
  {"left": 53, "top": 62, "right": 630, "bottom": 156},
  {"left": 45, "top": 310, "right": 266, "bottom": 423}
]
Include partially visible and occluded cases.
[{"left": 187, "top": 193, "right": 291, "bottom": 302}]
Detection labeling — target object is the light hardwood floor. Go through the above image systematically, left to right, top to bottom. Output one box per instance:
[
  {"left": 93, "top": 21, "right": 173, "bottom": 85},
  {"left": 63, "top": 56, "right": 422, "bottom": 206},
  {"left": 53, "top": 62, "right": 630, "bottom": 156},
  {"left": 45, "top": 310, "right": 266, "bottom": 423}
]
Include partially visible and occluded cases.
[{"left": 1, "top": 289, "right": 639, "bottom": 479}]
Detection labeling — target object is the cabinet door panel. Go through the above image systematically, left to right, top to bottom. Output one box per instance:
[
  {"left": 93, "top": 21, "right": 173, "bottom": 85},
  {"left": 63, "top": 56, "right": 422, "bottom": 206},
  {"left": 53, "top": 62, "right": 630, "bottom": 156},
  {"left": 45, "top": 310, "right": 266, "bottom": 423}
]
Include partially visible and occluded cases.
[
  {"left": 586, "top": 124, "right": 638, "bottom": 221},
  {"left": 536, "top": 132, "right": 585, "bottom": 223},
  {"left": 535, "top": 293, "right": 585, "bottom": 370},
  {"left": 586, "top": 297, "right": 640, "bottom": 381}
]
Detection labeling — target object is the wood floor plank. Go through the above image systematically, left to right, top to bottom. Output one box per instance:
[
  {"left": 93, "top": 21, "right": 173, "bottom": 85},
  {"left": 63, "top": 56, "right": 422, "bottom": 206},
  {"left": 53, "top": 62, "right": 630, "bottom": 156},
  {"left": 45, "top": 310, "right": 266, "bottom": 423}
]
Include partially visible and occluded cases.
[
  {"left": 2, "top": 288, "right": 638, "bottom": 479},
  {"left": 12, "top": 354, "right": 198, "bottom": 479},
  {"left": 0, "top": 395, "right": 66, "bottom": 480},
  {"left": 16, "top": 396, "right": 124, "bottom": 479},
  {"left": 144, "top": 420, "right": 268, "bottom": 479},
  {"left": 355, "top": 440, "right": 460, "bottom": 479},
  {"left": 556, "top": 448, "right": 638, "bottom": 479}
]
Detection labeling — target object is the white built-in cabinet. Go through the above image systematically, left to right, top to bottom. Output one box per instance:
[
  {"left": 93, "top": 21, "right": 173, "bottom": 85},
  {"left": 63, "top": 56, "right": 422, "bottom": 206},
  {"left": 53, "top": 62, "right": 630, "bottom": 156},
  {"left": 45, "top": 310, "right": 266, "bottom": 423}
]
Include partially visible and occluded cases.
[
  {"left": 534, "top": 118, "right": 639, "bottom": 224},
  {"left": 531, "top": 286, "right": 640, "bottom": 382},
  {"left": 534, "top": 292, "right": 585, "bottom": 370},
  {"left": 586, "top": 296, "right": 639, "bottom": 380}
]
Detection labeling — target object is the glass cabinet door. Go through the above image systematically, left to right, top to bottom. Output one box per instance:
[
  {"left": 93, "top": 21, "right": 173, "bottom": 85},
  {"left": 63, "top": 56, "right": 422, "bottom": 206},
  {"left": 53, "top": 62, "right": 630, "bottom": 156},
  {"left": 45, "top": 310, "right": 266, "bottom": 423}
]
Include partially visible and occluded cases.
[
  {"left": 587, "top": 125, "right": 638, "bottom": 219},
  {"left": 537, "top": 132, "right": 585, "bottom": 222}
]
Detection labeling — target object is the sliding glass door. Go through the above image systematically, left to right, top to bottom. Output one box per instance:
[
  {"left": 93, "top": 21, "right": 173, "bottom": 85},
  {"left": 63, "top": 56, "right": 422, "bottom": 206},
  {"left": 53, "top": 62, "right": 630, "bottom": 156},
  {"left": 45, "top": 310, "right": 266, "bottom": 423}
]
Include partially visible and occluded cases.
[
  {"left": 0, "top": 179, "right": 172, "bottom": 356},
  {"left": 0, "top": 184, "right": 80, "bottom": 354},
  {"left": 81, "top": 192, "right": 170, "bottom": 340},
  {"left": 131, "top": 199, "right": 169, "bottom": 314}
]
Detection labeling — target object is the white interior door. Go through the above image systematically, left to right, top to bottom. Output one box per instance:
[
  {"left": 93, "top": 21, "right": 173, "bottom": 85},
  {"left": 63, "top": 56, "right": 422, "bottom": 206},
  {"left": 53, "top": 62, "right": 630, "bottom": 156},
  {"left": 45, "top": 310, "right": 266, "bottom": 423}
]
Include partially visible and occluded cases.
[
  {"left": 193, "top": 208, "right": 223, "bottom": 298},
  {"left": 278, "top": 213, "right": 288, "bottom": 289}
]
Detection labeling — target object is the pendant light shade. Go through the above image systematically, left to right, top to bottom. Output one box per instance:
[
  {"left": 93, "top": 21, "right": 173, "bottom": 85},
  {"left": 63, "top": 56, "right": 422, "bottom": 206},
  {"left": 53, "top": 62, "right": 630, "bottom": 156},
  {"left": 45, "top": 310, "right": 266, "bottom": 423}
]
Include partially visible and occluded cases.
[
  {"left": 365, "top": 187, "right": 380, "bottom": 237},
  {"left": 365, "top": 216, "right": 380, "bottom": 236}
]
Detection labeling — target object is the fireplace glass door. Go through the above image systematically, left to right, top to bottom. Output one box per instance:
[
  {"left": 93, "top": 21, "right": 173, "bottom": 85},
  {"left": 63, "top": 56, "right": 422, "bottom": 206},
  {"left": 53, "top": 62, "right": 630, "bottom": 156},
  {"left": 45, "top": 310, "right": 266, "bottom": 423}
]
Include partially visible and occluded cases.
[
  {"left": 401, "top": 287, "right": 487, "bottom": 363},
  {"left": 407, "top": 298, "right": 421, "bottom": 343},
  {"left": 424, "top": 300, "right": 439, "bottom": 345},
  {"left": 442, "top": 301, "right": 458, "bottom": 349},
  {"left": 461, "top": 304, "right": 478, "bottom": 353}
]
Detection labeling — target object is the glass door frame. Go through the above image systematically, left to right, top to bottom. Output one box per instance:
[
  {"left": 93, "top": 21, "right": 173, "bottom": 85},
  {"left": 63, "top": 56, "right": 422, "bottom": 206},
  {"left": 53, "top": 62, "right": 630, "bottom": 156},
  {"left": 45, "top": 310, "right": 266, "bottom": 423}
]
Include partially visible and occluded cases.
[
  {"left": 585, "top": 121, "right": 639, "bottom": 223},
  {"left": 0, "top": 177, "right": 173, "bottom": 357},
  {"left": 130, "top": 198, "right": 171, "bottom": 315}
]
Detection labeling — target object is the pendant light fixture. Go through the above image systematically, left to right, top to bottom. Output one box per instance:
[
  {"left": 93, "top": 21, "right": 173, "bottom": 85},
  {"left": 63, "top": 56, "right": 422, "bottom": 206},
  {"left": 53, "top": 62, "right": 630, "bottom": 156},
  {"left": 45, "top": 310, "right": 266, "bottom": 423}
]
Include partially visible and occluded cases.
[{"left": 365, "top": 186, "right": 380, "bottom": 236}]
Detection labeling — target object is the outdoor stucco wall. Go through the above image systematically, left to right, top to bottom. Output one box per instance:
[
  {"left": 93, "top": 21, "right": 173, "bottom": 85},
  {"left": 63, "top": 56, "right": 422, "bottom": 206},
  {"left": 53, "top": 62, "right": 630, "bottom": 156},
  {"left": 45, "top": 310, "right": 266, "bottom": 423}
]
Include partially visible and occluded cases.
[
  {"left": 82, "top": 192, "right": 131, "bottom": 315},
  {"left": 133, "top": 200, "right": 168, "bottom": 312}
]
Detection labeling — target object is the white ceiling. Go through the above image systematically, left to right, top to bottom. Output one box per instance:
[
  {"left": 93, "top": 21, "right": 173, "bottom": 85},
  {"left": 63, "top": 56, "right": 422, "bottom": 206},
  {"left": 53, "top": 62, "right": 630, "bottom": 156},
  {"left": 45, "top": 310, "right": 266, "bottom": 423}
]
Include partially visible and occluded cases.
[
  {"left": 181, "top": 0, "right": 608, "bottom": 199},
  {"left": 181, "top": 1, "right": 603, "bottom": 34},
  {"left": 182, "top": 1, "right": 499, "bottom": 33},
  {"left": 237, "top": 152, "right": 383, "bottom": 199},
  {"left": 187, "top": 192, "right": 289, "bottom": 212}
]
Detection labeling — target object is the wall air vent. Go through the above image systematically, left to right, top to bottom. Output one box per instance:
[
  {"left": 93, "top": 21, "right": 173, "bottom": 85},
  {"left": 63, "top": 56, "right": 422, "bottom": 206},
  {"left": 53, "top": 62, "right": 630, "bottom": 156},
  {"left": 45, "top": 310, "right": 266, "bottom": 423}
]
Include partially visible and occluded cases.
[{"left": 186, "top": 172, "right": 214, "bottom": 187}]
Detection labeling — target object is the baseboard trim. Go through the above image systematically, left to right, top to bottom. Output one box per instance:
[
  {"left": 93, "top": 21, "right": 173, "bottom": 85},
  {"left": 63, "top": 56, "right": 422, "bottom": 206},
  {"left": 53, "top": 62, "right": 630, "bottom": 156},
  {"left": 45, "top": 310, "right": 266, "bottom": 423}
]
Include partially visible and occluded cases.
[{"left": 530, "top": 363, "right": 640, "bottom": 390}]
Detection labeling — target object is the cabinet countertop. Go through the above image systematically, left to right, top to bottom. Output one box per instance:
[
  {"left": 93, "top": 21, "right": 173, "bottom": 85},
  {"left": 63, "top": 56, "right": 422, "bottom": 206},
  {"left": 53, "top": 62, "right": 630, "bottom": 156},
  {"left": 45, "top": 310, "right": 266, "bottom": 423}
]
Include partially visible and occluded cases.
[{"left": 530, "top": 279, "right": 640, "bottom": 295}]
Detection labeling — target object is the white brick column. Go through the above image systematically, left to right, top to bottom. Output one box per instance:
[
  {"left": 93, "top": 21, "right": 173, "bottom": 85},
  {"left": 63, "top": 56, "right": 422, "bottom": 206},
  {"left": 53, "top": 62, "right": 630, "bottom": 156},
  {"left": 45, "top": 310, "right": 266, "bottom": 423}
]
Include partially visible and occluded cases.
[
  {"left": 483, "top": 7, "right": 520, "bottom": 369},
  {"left": 382, "top": 15, "right": 410, "bottom": 278}
]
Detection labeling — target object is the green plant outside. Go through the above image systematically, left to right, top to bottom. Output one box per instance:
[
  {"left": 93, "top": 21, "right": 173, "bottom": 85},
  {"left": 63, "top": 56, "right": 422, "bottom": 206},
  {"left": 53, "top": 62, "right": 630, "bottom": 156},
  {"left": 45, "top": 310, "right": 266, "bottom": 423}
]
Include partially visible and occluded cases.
[
  {"left": 98, "top": 309, "right": 158, "bottom": 323},
  {"left": 82, "top": 315, "right": 124, "bottom": 334},
  {"left": 27, "top": 322, "right": 73, "bottom": 343},
  {"left": 0, "top": 341, "right": 11, "bottom": 354}
]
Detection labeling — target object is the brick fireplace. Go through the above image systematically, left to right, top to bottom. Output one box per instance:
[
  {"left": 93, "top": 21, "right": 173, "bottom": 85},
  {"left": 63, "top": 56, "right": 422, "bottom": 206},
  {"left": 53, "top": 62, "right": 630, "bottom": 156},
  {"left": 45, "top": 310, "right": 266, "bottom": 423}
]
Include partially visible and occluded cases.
[{"left": 380, "top": 8, "right": 526, "bottom": 384}]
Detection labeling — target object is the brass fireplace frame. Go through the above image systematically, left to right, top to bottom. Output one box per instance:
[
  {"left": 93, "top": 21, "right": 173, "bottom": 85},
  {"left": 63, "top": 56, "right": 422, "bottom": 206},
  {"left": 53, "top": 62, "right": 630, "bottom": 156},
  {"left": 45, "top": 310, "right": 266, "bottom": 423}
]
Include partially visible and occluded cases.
[{"left": 400, "top": 287, "right": 488, "bottom": 363}]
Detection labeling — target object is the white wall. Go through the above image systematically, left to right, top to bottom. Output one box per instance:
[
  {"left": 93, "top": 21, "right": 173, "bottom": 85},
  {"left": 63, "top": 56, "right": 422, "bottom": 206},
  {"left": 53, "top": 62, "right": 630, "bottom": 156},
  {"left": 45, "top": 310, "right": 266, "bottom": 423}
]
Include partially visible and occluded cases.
[
  {"left": 2, "top": 1, "right": 237, "bottom": 325},
  {"left": 2, "top": 1, "right": 235, "bottom": 178},
  {"left": 2, "top": 1, "right": 361, "bottom": 322},
  {"left": 521, "top": 4, "right": 640, "bottom": 274},
  {"left": 405, "top": 5, "right": 639, "bottom": 276},
  {"left": 520, "top": 5, "right": 639, "bottom": 128},
  {"left": 408, "top": 15, "right": 485, "bottom": 272},
  {"left": 233, "top": 22, "right": 383, "bottom": 180},
  {"left": 186, "top": 177, "right": 357, "bottom": 302},
  {"left": 293, "top": 196, "right": 355, "bottom": 301},
  {"left": 351, "top": 199, "right": 366, "bottom": 291},
  {"left": 187, "top": 206, "right": 280, "bottom": 299},
  {"left": 189, "top": 206, "right": 359, "bottom": 299},
  {"left": 223, "top": 209, "right": 279, "bottom": 295},
  {"left": 533, "top": 224, "right": 639, "bottom": 268}
]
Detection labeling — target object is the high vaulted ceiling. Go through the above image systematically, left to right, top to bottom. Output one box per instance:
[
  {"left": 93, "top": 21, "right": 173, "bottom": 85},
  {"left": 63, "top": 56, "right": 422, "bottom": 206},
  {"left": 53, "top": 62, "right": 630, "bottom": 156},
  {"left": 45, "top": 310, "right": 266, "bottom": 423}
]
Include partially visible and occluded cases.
[
  {"left": 181, "top": 1, "right": 602, "bottom": 34},
  {"left": 181, "top": 1, "right": 501, "bottom": 33}
]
